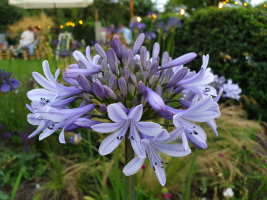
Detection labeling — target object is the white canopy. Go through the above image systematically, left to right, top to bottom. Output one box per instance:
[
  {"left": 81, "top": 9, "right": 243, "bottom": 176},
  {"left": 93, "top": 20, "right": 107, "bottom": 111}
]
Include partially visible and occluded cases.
[{"left": 8, "top": 0, "right": 93, "bottom": 9}]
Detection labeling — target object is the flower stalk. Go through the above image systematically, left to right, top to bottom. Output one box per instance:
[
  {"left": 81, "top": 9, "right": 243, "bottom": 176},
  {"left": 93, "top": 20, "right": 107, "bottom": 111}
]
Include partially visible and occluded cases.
[{"left": 125, "top": 129, "right": 135, "bottom": 200}]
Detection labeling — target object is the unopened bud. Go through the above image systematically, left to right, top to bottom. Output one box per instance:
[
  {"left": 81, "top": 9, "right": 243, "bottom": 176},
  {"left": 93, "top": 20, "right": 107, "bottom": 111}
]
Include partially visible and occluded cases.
[
  {"left": 129, "top": 73, "right": 137, "bottom": 87},
  {"left": 109, "top": 74, "right": 118, "bottom": 91},
  {"left": 118, "top": 77, "right": 127, "bottom": 97},
  {"left": 156, "top": 85, "right": 162, "bottom": 96},
  {"left": 132, "top": 97, "right": 139, "bottom": 106},
  {"left": 100, "top": 103, "right": 107, "bottom": 114}
]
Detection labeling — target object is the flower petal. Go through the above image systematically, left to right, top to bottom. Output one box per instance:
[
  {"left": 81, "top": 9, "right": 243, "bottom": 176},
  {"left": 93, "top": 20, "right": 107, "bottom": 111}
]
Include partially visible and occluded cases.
[
  {"left": 107, "top": 104, "right": 128, "bottom": 123},
  {"left": 128, "top": 104, "right": 143, "bottom": 121},
  {"left": 91, "top": 121, "right": 126, "bottom": 133},
  {"left": 98, "top": 121, "right": 130, "bottom": 155},
  {"left": 135, "top": 121, "right": 162, "bottom": 136},
  {"left": 130, "top": 122, "right": 146, "bottom": 158},
  {"left": 161, "top": 126, "right": 185, "bottom": 143},
  {"left": 59, "top": 129, "right": 66, "bottom": 144},
  {"left": 153, "top": 129, "right": 170, "bottom": 142},
  {"left": 153, "top": 142, "right": 191, "bottom": 157},
  {"left": 123, "top": 156, "right": 145, "bottom": 176},
  {"left": 154, "top": 164, "right": 166, "bottom": 186}
]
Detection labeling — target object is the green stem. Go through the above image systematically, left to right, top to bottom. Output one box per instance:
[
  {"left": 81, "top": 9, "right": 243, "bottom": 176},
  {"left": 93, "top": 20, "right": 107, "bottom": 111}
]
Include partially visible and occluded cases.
[
  {"left": 125, "top": 129, "right": 135, "bottom": 200},
  {"left": 185, "top": 148, "right": 199, "bottom": 200}
]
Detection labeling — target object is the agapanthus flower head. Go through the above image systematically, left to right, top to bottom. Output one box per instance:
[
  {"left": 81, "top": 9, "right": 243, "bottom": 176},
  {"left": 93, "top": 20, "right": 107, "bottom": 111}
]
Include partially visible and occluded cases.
[
  {"left": 166, "top": 17, "right": 182, "bottom": 30},
  {"left": 130, "top": 22, "right": 146, "bottom": 30},
  {"left": 155, "top": 22, "right": 167, "bottom": 33},
  {"left": 145, "top": 32, "right": 156, "bottom": 40},
  {"left": 26, "top": 33, "right": 222, "bottom": 186},
  {"left": 0, "top": 70, "right": 19, "bottom": 93},
  {"left": 223, "top": 79, "right": 242, "bottom": 100}
]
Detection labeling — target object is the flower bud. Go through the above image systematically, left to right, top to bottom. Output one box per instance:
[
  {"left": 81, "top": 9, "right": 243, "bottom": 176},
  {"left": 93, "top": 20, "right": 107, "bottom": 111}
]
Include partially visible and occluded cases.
[
  {"left": 133, "top": 33, "right": 145, "bottom": 56},
  {"left": 111, "top": 35, "right": 123, "bottom": 60},
  {"left": 152, "top": 42, "right": 160, "bottom": 63},
  {"left": 95, "top": 43, "right": 107, "bottom": 60},
  {"left": 122, "top": 45, "right": 127, "bottom": 56},
  {"left": 140, "top": 46, "right": 147, "bottom": 69},
  {"left": 107, "top": 48, "right": 118, "bottom": 74},
  {"left": 122, "top": 49, "right": 133, "bottom": 67},
  {"left": 161, "top": 52, "right": 169, "bottom": 66},
  {"left": 161, "top": 52, "right": 197, "bottom": 69},
  {"left": 129, "top": 59, "right": 137, "bottom": 73},
  {"left": 101, "top": 60, "right": 109, "bottom": 72},
  {"left": 145, "top": 60, "right": 152, "bottom": 71},
  {"left": 147, "top": 61, "right": 159, "bottom": 79},
  {"left": 123, "top": 67, "right": 130, "bottom": 82},
  {"left": 166, "top": 67, "right": 187, "bottom": 88},
  {"left": 161, "top": 68, "right": 173, "bottom": 85},
  {"left": 104, "top": 71, "right": 110, "bottom": 85},
  {"left": 143, "top": 71, "right": 148, "bottom": 84},
  {"left": 129, "top": 73, "right": 137, "bottom": 87},
  {"left": 77, "top": 74, "right": 94, "bottom": 95},
  {"left": 109, "top": 74, "right": 117, "bottom": 91},
  {"left": 148, "top": 75, "right": 156, "bottom": 87},
  {"left": 118, "top": 77, "right": 127, "bottom": 97},
  {"left": 93, "top": 79, "right": 106, "bottom": 99},
  {"left": 137, "top": 81, "right": 146, "bottom": 94},
  {"left": 128, "top": 82, "right": 135, "bottom": 97},
  {"left": 103, "top": 85, "right": 117, "bottom": 100},
  {"left": 156, "top": 85, "right": 162, "bottom": 96},
  {"left": 146, "top": 87, "right": 165, "bottom": 111},
  {"left": 166, "top": 87, "right": 173, "bottom": 98},
  {"left": 174, "top": 87, "right": 184, "bottom": 94},
  {"left": 141, "top": 92, "right": 148, "bottom": 107},
  {"left": 81, "top": 93, "right": 92, "bottom": 103},
  {"left": 117, "top": 93, "right": 124, "bottom": 102},
  {"left": 132, "top": 97, "right": 139, "bottom": 106},
  {"left": 117, "top": 102, "right": 128, "bottom": 113},
  {"left": 100, "top": 103, "right": 107, "bottom": 114}
]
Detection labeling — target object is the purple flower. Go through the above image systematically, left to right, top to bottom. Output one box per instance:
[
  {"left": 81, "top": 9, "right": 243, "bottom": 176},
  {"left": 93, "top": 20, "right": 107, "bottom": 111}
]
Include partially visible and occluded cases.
[
  {"left": 166, "top": 17, "right": 182, "bottom": 29},
  {"left": 130, "top": 22, "right": 146, "bottom": 30},
  {"left": 145, "top": 32, "right": 156, "bottom": 40},
  {"left": 27, "top": 61, "right": 82, "bottom": 103},
  {"left": 10, "top": 78, "right": 20, "bottom": 89},
  {"left": 223, "top": 79, "right": 242, "bottom": 100},
  {"left": 1, "top": 82, "right": 10, "bottom": 92},
  {"left": 145, "top": 87, "right": 165, "bottom": 111},
  {"left": 92, "top": 104, "right": 162, "bottom": 158},
  {"left": 123, "top": 126, "right": 191, "bottom": 186},
  {"left": 69, "top": 133, "right": 82, "bottom": 144}
]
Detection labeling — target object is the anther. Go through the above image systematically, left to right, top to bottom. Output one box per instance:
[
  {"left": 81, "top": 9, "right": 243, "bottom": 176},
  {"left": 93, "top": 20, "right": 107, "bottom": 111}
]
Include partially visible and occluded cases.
[
  {"left": 194, "top": 131, "right": 198, "bottom": 135},
  {"left": 120, "top": 136, "right": 123, "bottom": 140},
  {"left": 131, "top": 136, "right": 134, "bottom": 140},
  {"left": 117, "top": 137, "right": 119, "bottom": 140},
  {"left": 155, "top": 162, "right": 157, "bottom": 165},
  {"left": 153, "top": 167, "right": 155, "bottom": 171}
]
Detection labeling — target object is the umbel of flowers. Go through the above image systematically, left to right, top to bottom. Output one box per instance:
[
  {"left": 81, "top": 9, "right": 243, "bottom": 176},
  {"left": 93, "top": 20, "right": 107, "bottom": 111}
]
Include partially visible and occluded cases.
[
  {"left": 26, "top": 33, "right": 222, "bottom": 188},
  {"left": 0, "top": 69, "right": 20, "bottom": 93}
]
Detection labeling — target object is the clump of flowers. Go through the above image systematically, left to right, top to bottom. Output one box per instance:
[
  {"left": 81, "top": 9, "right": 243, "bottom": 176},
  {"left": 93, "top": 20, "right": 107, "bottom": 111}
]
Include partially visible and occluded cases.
[
  {"left": 166, "top": 17, "right": 182, "bottom": 30},
  {"left": 130, "top": 21, "right": 146, "bottom": 31},
  {"left": 26, "top": 33, "right": 222, "bottom": 186},
  {"left": 0, "top": 69, "right": 20, "bottom": 93}
]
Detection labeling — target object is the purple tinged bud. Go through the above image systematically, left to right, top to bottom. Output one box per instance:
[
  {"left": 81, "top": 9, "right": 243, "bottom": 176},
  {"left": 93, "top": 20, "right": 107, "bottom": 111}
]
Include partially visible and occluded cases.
[
  {"left": 132, "top": 33, "right": 145, "bottom": 56},
  {"left": 111, "top": 35, "right": 123, "bottom": 60},
  {"left": 95, "top": 43, "right": 107, "bottom": 60},
  {"left": 152, "top": 43, "right": 160, "bottom": 63},
  {"left": 122, "top": 45, "right": 127, "bottom": 56},
  {"left": 140, "top": 46, "right": 148, "bottom": 69},
  {"left": 107, "top": 48, "right": 118, "bottom": 74},
  {"left": 122, "top": 49, "right": 133, "bottom": 67},
  {"left": 161, "top": 52, "right": 197, "bottom": 69},
  {"left": 161, "top": 52, "right": 169, "bottom": 66},
  {"left": 78, "top": 60, "right": 87, "bottom": 69},
  {"left": 101, "top": 60, "right": 109, "bottom": 72},
  {"left": 146, "top": 60, "right": 152, "bottom": 71},
  {"left": 147, "top": 62, "right": 159, "bottom": 79},
  {"left": 123, "top": 67, "right": 130, "bottom": 82},
  {"left": 166, "top": 67, "right": 188, "bottom": 88},
  {"left": 161, "top": 69, "right": 173, "bottom": 84},
  {"left": 104, "top": 71, "right": 110, "bottom": 85},
  {"left": 143, "top": 71, "right": 148, "bottom": 83},
  {"left": 136, "top": 72, "right": 142, "bottom": 82},
  {"left": 129, "top": 73, "right": 137, "bottom": 87},
  {"left": 77, "top": 74, "right": 94, "bottom": 95},
  {"left": 109, "top": 74, "right": 117, "bottom": 91},
  {"left": 149, "top": 75, "right": 156, "bottom": 86},
  {"left": 118, "top": 77, "right": 127, "bottom": 97},
  {"left": 93, "top": 79, "right": 106, "bottom": 99},
  {"left": 137, "top": 81, "right": 146, "bottom": 94},
  {"left": 128, "top": 82, "right": 135, "bottom": 97},
  {"left": 103, "top": 85, "right": 117, "bottom": 100},
  {"left": 156, "top": 85, "right": 162, "bottom": 96},
  {"left": 146, "top": 87, "right": 165, "bottom": 111},
  {"left": 166, "top": 87, "right": 173, "bottom": 98},
  {"left": 174, "top": 87, "right": 184, "bottom": 94},
  {"left": 141, "top": 92, "right": 148, "bottom": 106},
  {"left": 82, "top": 93, "right": 92, "bottom": 103},
  {"left": 117, "top": 93, "right": 124, "bottom": 102},
  {"left": 132, "top": 97, "right": 139, "bottom": 106},
  {"left": 126, "top": 101, "right": 132, "bottom": 108},
  {"left": 117, "top": 102, "right": 129, "bottom": 113},
  {"left": 100, "top": 103, "right": 108, "bottom": 114},
  {"left": 158, "top": 110, "right": 175, "bottom": 120}
]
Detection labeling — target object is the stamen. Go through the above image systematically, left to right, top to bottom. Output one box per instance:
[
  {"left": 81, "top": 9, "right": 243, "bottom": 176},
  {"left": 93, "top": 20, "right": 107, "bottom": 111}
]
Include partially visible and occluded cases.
[
  {"left": 204, "top": 87, "right": 210, "bottom": 92},
  {"left": 194, "top": 131, "right": 198, "bottom": 135},
  {"left": 120, "top": 136, "right": 123, "bottom": 140},
  {"left": 131, "top": 136, "right": 134, "bottom": 140},
  {"left": 117, "top": 137, "right": 119, "bottom": 140}
]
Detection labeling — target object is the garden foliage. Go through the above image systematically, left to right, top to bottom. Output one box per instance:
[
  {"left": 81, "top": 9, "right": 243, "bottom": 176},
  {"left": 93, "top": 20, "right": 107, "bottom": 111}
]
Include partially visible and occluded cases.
[{"left": 174, "top": 7, "right": 267, "bottom": 120}]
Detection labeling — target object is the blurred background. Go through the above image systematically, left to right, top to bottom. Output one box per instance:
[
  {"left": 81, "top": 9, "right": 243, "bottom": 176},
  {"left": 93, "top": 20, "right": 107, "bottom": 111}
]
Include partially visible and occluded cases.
[{"left": 0, "top": 0, "right": 267, "bottom": 199}]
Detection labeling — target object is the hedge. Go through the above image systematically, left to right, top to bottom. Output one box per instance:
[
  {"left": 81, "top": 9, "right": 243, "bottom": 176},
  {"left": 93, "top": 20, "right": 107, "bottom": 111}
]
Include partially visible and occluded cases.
[{"left": 174, "top": 7, "right": 267, "bottom": 120}]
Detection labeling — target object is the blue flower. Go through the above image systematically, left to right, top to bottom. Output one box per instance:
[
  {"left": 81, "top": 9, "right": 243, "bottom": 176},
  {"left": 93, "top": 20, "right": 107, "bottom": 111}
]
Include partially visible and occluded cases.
[{"left": 1, "top": 82, "right": 10, "bottom": 92}]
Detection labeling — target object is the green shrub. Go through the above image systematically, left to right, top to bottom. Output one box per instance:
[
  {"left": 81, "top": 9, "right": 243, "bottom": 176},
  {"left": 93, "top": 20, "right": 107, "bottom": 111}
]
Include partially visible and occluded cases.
[{"left": 174, "top": 7, "right": 267, "bottom": 120}]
